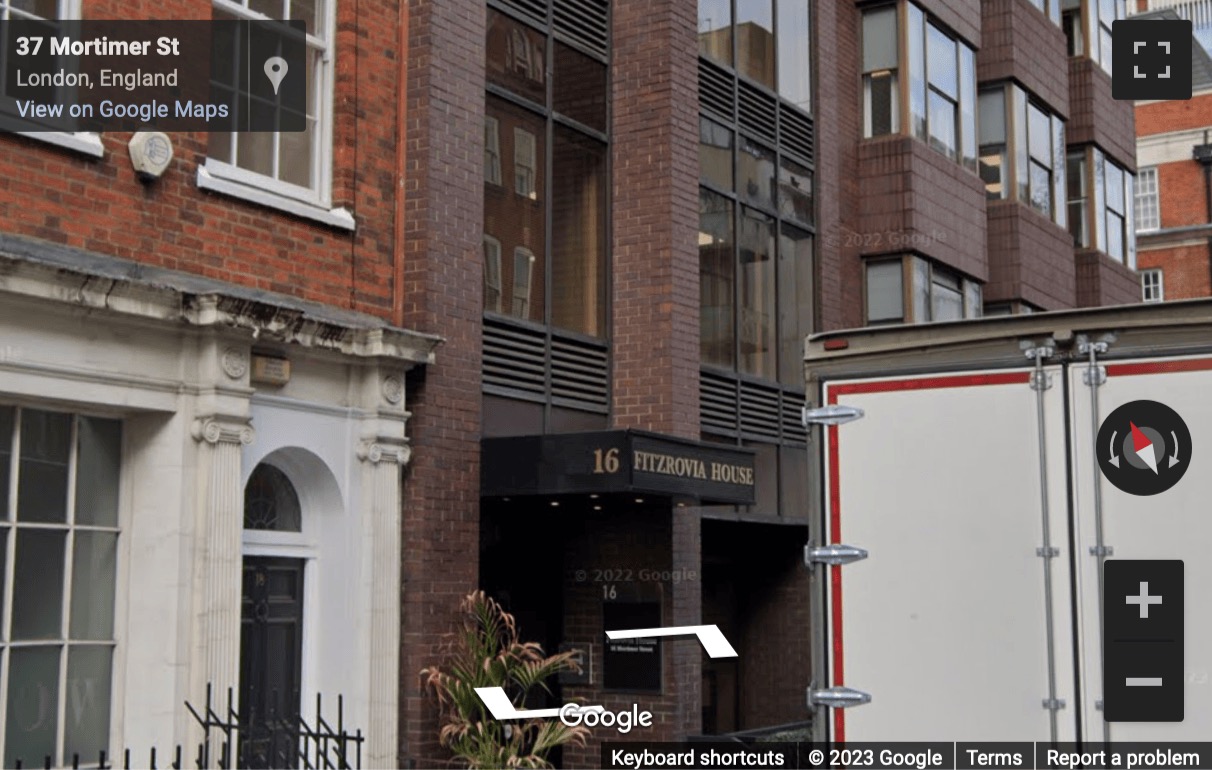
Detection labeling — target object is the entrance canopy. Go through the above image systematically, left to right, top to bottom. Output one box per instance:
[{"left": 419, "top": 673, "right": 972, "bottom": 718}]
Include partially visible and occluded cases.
[{"left": 482, "top": 429, "right": 756, "bottom": 505}]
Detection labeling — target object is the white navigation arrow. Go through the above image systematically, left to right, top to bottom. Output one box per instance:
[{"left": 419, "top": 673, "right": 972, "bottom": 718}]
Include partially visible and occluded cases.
[
  {"left": 605, "top": 624, "right": 738, "bottom": 658},
  {"left": 474, "top": 686, "right": 603, "bottom": 721}
]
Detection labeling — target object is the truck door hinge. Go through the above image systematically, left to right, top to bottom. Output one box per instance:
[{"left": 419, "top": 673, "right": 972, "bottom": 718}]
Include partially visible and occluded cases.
[
  {"left": 1080, "top": 340, "right": 1110, "bottom": 387},
  {"left": 1023, "top": 345, "right": 1055, "bottom": 390},
  {"left": 1083, "top": 366, "right": 1107, "bottom": 386},
  {"left": 802, "top": 404, "right": 864, "bottom": 427},
  {"left": 805, "top": 543, "right": 869, "bottom": 567},
  {"left": 1090, "top": 545, "right": 1114, "bottom": 557},
  {"left": 1036, "top": 546, "right": 1060, "bottom": 558},
  {"left": 808, "top": 686, "right": 872, "bottom": 709},
  {"left": 1043, "top": 698, "right": 1067, "bottom": 711}
]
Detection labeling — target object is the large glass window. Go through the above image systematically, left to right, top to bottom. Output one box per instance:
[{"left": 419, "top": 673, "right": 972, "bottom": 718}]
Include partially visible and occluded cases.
[
  {"left": 208, "top": 0, "right": 332, "bottom": 200},
  {"left": 698, "top": 0, "right": 733, "bottom": 67},
  {"left": 736, "top": 0, "right": 775, "bottom": 89},
  {"left": 1027, "top": 0, "right": 1062, "bottom": 25},
  {"left": 1062, "top": 0, "right": 1124, "bottom": 73},
  {"left": 698, "top": 1, "right": 812, "bottom": 110},
  {"left": 776, "top": 1, "right": 811, "bottom": 111},
  {"left": 864, "top": 3, "right": 977, "bottom": 167},
  {"left": 862, "top": 6, "right": 899, "bottom": 138},
  {"left": 483, "top": 8, "right": 608, "bottom": 338},
  {"left": 979, "top": 85, "right": 1066, "bottom": 225},
  {"left": 699, "top": 121, "right": 814, "bottom": 385},
  {"left": 1067, "top": 146, "right": 1136, "bottom": 265},
  {"left": 1135, "top": 167, "right": 1160, "bottom": 233},
  {"left": 865, "top": 257, "right": 982, "bottom": 325},
  {"left": 0, "top": 407, "right": 120, "bottom": 768}
]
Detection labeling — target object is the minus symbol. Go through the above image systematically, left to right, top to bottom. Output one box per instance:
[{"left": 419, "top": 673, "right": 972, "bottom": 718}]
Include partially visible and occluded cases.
[{"left": 1126, "top": 677, "right": 1164, "bottom": 687}]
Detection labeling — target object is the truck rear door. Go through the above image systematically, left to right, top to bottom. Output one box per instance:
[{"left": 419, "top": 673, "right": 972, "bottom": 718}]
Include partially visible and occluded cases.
[
  {"left": 1069, "top": 353, "right": 1212, "bottom": 741},
  {"left": 814, "top": 362, "right": 1077, "bottom": 742}
]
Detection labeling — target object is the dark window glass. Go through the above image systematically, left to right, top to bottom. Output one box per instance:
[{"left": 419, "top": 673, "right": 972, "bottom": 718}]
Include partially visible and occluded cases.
[
  {"left": 698, "top": 0, "right": 733, "bottom": 66},
  {"left": 737, "top": 0, "right": 775, "bottom": 89},
  {"left": 776, "top": 0, "right": 811, "bottom": 110},
  {"left": 1062, "top": 5, "right": 1084, "bottom": 56},
  {"left": 486, "top": 9, "right": 546, "bottom": 105},
  {"left": 554, "top": 42, "right": 607, "bottom": 132},
  {"left": 865, "top": 71, "right": 898, "bottom": 137},
  {"left": 979, "top": 90, "right": 1007, "bottom": 199},
  {"left": 484, "top": 96, "right": 546, "bottom": 325},
  {"left": 700, "top": 117, "right": 733, "bottom": 191},
  {"left": 551, "top": 127, "right": 608, "bottom": 337},
  {"left": 738, "top": 137, "right": 776, "bottom": 211},
  {"left": 777, "top": 157, "right": 813, "bottom": 225},
  {"left": 1029, "top": 161, "right": 1052, "bottom": 216},
  {"left": 700, "top": 190, "right": 736, "bottom": 368},
  {"left": 739, "top": 208, "right": 776, "bottom": 378},
  {"left": 777, "top": 226, "right": 814, "bottom": 385},
  {"left": 866, "top": 259, "right": 904, "bottom": 324},
  {"left": 931, "top": 267, "right": 964, "bottom": 321},
  {"left": 0, "top": 406, "right": 11, "bottom": 520},
  {"left": 17, "top": 409, "right": 70, "bottom": 523},
  {"left": 75, "top": 417, "right": 121, "bottom": 528},
  {"left": 743, "top": 440, "right": 779, "bottom": 514},
  {"left": 779, "top": 444, "right": 809, "bottom": 518},
  {"left": 243, "top": 464, "right": 302, "bottom": 532},
  {"left": 12, "top": 529, "right": 66, "bottom": 639}
]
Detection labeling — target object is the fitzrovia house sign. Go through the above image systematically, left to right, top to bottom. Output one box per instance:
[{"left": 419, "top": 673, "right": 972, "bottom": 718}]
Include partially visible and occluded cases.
[{"left": 481, "top": 429, "right": 757, "bottom": 506}]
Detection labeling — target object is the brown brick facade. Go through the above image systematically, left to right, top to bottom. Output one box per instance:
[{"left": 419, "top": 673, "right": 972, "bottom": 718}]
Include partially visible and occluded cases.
[
  {"left": 398, "top": 0, "right": 486, "bottom": 765},
  {"left": 977, "top": 0, "right": 1069, "bottom": 116},
  {"left": 1068, "top": 57, "right": 1137, "bottom": 171},
  {"left": 857, "top": 136, "right": 989, "bottom": 282},
  {"left": 985, "top": 200, "right": 1077, "bottom": 309},
  {"left": 1075, "top": 249, "right": 1142, "bottom": 306}
]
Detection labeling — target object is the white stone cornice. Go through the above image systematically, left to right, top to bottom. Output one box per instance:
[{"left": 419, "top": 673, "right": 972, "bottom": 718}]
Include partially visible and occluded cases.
[
  {"left": 191, "top": 416, "right": 255, "bottom": 446},
  {"left": 356, "top": 439, "right": 411, "bottom": 465}
]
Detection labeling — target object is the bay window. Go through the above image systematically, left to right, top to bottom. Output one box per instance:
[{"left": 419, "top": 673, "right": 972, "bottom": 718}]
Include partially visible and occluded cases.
[
  {"left": 1061, "top": 0, "right": 1126, "bottom": 74},
  {"left": 863, "top": 2, "right": 977, "bottom": 168},
  {"left": 978, "top": 84, "right": 1067, "bottom": 226},
  {"left": 1067, "top": 146, "right": 1136, "bottom": 266},
  {"left": 865, "top": 257, "right": 982, "bottom": 325}
]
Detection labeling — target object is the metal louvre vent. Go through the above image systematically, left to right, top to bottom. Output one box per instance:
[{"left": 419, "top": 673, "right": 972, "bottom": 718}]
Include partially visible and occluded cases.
[
  {"left": 499, "top": 0, "right": 549, "bottom": 26},
  {"left": 553, "top": 0, "right": 608, "bottom": 58},
  {"left": 698, "top": 59, "right": 736, "bottom": 122},
  {"left": 738, "top": 81, "right": 777, "bottom": 145},
  {"left": 779, "top": 106, "right": 814, "bottom": 165},
  {"left": 484, "top": 318, "right": 546, "bottom": 397},
  {"left": 551, "top": 334, "right": 609, "bottom": 412},
  {"left": 700, "top": 371, "right": 739, "bottom": 434},
  {"left": 739, "top": 381, "right": 781, "bottom": 440},
  {"left": 781, "top": 393, "right": 808, "bottom": 444}
]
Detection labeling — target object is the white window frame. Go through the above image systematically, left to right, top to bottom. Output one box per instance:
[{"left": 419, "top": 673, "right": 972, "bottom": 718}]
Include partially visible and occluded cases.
[
  {"left": 1, "top": 0, "right": 103, "bottom": 158},
  {"left": 198, "top": 0, "right": 354, "bottom": 230},
  {"left": 484, "top": 117, "right": 502, "bottom": 186},
  {"left": 514, "top": 128, "right": 536, "bottom": 199},
  {"left": 1135, "top": 166, "right": 1160, "bottom": 233},
  {"left": 483, "top": 235, "right": 503, "bottom": 313},
  {"left": 512, "top": 247, "right": 535, "bottom": 317},
  {"left": 1141, "top": 268, "right": 1164, "bottom": 302},
  {"left": 0, "top": 407, "right": 122, "bottom": 768}
]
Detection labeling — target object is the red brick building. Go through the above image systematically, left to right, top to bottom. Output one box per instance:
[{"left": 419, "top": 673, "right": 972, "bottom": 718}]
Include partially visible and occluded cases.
[
  {"left": 0, "top": 1, "right": 1143, "bottom": 769},
  {"left": 1132, "top": 6, "right": 1212, "bottom": 301}
]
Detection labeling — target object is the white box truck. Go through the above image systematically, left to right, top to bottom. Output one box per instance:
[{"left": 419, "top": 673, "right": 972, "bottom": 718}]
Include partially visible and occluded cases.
[{"left": 802, "top": 300, "right": 1212, "bottom": 744}]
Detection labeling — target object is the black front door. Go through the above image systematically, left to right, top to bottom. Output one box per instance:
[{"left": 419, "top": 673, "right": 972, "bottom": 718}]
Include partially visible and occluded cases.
[{"left": 239, "top": 556, "right": 305, "bottom": 769}]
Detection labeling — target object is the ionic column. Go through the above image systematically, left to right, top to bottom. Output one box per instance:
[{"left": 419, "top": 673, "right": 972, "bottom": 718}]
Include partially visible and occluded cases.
[
  {"left": 191, "top": 416, "right": 254, "bottom": 732},
  {"left": 358, "top": 438, "right": 410, "bottom": 768}
]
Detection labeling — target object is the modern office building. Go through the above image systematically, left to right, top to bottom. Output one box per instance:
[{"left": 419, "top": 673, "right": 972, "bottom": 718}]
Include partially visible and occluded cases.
[
  {"left": 0, "top": 0, "right": 1142, "bottom": 768},
  {"left": 1132, "top": 6, "right": 1212, "bottom": 301}
]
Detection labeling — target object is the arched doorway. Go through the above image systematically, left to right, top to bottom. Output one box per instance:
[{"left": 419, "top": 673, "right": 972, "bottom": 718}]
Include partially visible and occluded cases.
[{"left": 239, "top": 462, "right": 305, "bottom": 769}]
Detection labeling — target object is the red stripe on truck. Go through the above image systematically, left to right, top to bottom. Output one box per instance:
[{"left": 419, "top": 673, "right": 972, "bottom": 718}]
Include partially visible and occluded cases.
[
  {"left": 1106, "top": 357, "right": 1212, "bottom": 377},
  {"left": 823, "top": 370, "right": 1030, "bottom": 741}
]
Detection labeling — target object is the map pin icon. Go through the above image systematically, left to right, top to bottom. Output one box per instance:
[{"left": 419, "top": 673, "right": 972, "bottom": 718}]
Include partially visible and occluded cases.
[{"left": 264, "top": 56, "right": 288, "bottom": 95}]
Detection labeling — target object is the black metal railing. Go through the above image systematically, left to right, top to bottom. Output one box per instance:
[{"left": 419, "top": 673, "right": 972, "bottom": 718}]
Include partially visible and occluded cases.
[{"left": 11, "top": 684, "right": 363, "bottom": 770}]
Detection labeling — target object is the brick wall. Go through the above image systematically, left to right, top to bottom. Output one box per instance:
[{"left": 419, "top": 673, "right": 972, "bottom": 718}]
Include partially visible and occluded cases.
[
  {"left": 0, "top": 0, "right": 401, "bottom": 319},
  {"left": 398, "top": 0, "right": 486, "bottom": 765},
  {"left": 611, "top": 0, "right": 701, "bottom": 437},
  {"left": 816, "top": 0, "right": 864, "bottom": 331},
  {"left": 977, "top": 0, "right": 1069, "bottom": 116},
  {"left": 1068, "top": 58, "right": 1137, "bottom": 171},
  {"left": 1137, "top": 92, "right": 1212, "bottom": 137},
  {"left": 858, "top": 136, "right": 989, "bottom": 282},
  {"left": 1156, "top": 161, "right": 1208, "bottom": 229},
  {"left": 985, "top": 200, "right": 1076, "bottom": 309},
  {"left": 1138, "top": 243, "right": 1212, "bottom": 299},
  {"left": 1075, "top": 249, "right": 1142, "bottom": 306}
]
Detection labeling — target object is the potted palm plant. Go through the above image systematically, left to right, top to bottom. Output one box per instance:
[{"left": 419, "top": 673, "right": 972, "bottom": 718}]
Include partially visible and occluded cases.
[{"left": 421, "top": 590, "right": 589, "bottom": 769}]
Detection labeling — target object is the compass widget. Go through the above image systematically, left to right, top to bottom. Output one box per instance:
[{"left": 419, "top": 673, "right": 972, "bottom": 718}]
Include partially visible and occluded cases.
[{"left": 1097, "top": 400, "right": 1192, "bottom": 496}]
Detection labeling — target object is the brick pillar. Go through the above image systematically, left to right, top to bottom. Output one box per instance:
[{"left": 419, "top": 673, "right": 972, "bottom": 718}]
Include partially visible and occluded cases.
[
  {"left": 398, "top": 0, "right": 485, "bottom": 765},
  {"left": 609, "top": 0, "right": 704, "bottom": 750},
  {"left": 611, "top": 0, "right": 701, "bottom": 437},
  {"left": 814, "top": 0, "right": 864, "bottom": 331}
]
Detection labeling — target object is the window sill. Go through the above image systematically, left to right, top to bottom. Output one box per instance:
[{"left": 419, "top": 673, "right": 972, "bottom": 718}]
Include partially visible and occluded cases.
[
  {"left": 16, "top": 131, "right": 104, "bottom": 158},
  {"left": 196, "top": 165, "right": 356, "bottom": 231}
]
